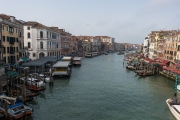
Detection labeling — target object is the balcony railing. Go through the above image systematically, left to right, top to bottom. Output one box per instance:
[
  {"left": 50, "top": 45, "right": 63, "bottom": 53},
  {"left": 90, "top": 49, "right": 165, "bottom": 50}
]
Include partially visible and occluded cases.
[{"left": 37, "top": 48, "right": 60, "bottom": 50}]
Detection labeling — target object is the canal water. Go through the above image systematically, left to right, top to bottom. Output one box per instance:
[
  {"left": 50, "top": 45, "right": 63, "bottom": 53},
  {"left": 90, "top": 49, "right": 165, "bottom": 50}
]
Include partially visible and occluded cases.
[{"left": 28, "top": 53, "right": 177, "bottom": 120}]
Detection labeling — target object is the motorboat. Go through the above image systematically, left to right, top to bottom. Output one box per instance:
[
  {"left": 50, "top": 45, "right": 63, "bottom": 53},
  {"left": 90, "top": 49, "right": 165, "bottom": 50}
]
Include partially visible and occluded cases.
[
  {"left": 117, "top": 51, "right": 124, "bottom": 55},
  {"left": 104, "top": 52, "right": 108, "bottom": 55},
  {"left": 73, "top": 57, "right": 81, "bottom": 66},
  {"left": 126, "top": 65, "right": 136, "bottom": 70},
  {"left": 45, "top": 77, "right": 51, "bottom": 83},
  {"left": 177, "top": 84, "right": 180, "bottom": 91},
  {"left": 0, "top": 96, "right": 33, "bottom": 119},
  {"left": 166, "top": 98, "right": 180, "bottom": 120}
]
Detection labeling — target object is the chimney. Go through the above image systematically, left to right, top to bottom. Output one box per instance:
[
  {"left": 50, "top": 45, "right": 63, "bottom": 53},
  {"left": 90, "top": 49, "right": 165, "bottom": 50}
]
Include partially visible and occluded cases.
[{"left": 10, "top": 16, "right": 15, "bottom": 22}]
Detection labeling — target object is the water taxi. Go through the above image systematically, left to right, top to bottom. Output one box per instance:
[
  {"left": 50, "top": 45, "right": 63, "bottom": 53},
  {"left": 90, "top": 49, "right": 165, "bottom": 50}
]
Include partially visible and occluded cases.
[
  {"left": 92, "top": 52, "right": 98, "bottom": 57},
  {"left": 85, "top": 53, "right": 92, "bottom": 58},
  {"left": 61, "top": 56, "right": 73, "bottom": 66},
  {"left": 73, "top": 57, "right": 81, "bottom": 66},
  {"left": 52, "top": 61, "right": 71, "bottom": 77},
  {"left": 166, "top": 98, "right": 180, "bottom": 120}
]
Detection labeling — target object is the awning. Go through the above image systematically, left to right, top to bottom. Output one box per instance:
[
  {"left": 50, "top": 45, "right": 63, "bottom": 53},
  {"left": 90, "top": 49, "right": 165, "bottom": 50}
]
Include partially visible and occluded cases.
[
  {"left": 21, "top": 57, "right": 29, "bottom": 62},
  {"left": 144, "top": 58, "right": 156, "bottom": 63},
  {"left": 155, "top": 58, "right": 170, "bottom": 64},
  {"left": 6, "top": 71, "right": 19, "bottom": 77}
]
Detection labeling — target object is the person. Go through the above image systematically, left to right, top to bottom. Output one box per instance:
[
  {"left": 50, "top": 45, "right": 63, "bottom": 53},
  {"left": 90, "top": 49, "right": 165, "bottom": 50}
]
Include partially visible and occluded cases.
[{"left": 173, "top": 97, "right": 178, "bottom": 105}]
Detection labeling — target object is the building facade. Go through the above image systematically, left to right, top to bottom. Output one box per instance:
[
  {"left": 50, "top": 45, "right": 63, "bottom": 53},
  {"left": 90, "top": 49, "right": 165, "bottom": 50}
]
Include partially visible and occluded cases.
[
  {"left": 0, "top": 14, "right": 19, "bottom": 64},
  {"left": 16, "top": 20, "right": 25, "bottom": 59},
  {"left": 23, "top": 22, "right": 61, "bottom": 60},
  {"left": 165, "top": 31, "right": 178, "bottom": 62},
  {"left": 176, "top": 32, "right": 180, "bottom": 64}
]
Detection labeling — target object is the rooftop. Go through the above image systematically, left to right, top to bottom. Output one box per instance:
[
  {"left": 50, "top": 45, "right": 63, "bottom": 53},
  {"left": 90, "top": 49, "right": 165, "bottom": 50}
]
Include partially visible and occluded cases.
[{"left": 22, "top": 56, "right": 57, "bottom": 66}]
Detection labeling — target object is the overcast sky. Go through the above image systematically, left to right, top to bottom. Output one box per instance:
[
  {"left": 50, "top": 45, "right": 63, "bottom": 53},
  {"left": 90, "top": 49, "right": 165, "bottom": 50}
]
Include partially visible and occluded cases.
[{"left": 1, "top": 0, "right": 180, "bottom": 44}]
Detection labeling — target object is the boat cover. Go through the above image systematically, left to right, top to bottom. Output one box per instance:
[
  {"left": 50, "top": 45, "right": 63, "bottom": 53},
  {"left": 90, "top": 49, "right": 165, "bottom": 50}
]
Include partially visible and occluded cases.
[{"left": 8, "top": 102, "right": 23, "bottom": 109}]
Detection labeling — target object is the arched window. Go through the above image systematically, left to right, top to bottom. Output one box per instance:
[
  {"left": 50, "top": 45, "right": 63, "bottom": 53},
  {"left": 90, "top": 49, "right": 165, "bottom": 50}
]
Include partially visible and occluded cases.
[
  {"left": 40, "top": 31, "right": 43, "bottom": 38},
  {"left": 27, "top": 32, "right": 30, "bottom": 38},
  {"left": 40, "top": 41, "right": 43, "bottom": 49},
  {"left": 28, "top": 42, "right": 31, "bottom": 48}
]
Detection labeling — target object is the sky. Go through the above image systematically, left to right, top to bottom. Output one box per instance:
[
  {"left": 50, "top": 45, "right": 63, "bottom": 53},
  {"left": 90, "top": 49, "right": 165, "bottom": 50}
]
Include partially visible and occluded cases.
[{"left": 0, "top": 0, "right": 180, "bottom": 44}]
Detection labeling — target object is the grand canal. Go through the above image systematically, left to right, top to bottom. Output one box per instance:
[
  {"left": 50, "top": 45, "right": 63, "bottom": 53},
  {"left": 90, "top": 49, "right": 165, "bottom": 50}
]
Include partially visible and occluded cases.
[{"left": 28, "top": 53, "right": 176, "bottom": 120}]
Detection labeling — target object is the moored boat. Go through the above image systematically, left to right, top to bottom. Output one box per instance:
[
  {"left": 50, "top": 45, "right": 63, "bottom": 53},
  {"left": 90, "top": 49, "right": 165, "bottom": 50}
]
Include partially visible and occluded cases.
[
  {"left": 104, "top": 52, "right": 108, "bottom": 55},
  {"left": 73, "top": 57, "right": 81, "bottom": 66},
  {"left": 52, "top": 61, "right": 72, "bottom": 77},
  {"left": 177, "top": 85, "right": 180, "bottom": 91},
  {"left": 0, "top": 96, "right": 33, "bottom": 119},
  {"left": 166, "top": 98, "right": 180, "bottom": 120}
]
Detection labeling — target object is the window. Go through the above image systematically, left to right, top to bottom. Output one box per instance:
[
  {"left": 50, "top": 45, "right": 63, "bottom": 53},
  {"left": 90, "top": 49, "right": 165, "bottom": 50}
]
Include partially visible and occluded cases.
[
  {"left": 2, "top": 25, "right": 4, "bottom": 30},
  {"left": 7, "top": 26, "right": 9, "bottom": 31},
  {"left": 27, "top": 27, "right": 30, "bottom": 30},
  {"left": 16, "top": 29, "right": 17, "bottom": 33},
  {"left": 40, "top": 31, "right": 43, "bottom": 38},
  {"left": 47, "top": 31, "right": 48, "bottom": 38},
  {"left": 19, "top": 32, "right": 21, "bottom": 37},
  {"left": 27, "top": 32, "right": 30, "bottom": 38},
  {"left": 3, "top": 36, "right": 5, "bottom": 41},
  {"left": 7, "top": 36, "right": 9, "bottom": 42},
  {"left": 16, "top": 38, "right": 18, "bottom": 42},
  {"left": 40, "top": 41, "right": 43, "bottom": 49},
  {"left": 19, "top": 42, "right": 21, "bottom": 49},
  {"left": 28, "top": 42, "right": 31, "bottom": 48},
  {"left": 178, "top": 45, "right": 180, "bottom": 51},
  {"left": 3, "top": 47, "right": 6, "bottom": 53},
  {"left": 7, "top": 47, "right": 9, "bottom": 53},
  {"left": 16, "top": 47, "right": 18, "bottom": 52},
  {"left": 33, "top": 53, "right": 36, "bottom": 57},
  {"left": 17, "top": 55, "right": 19, "bottom": 61},
  {"left": 4, "top": 57, "right": 6, "bottom": 63}
]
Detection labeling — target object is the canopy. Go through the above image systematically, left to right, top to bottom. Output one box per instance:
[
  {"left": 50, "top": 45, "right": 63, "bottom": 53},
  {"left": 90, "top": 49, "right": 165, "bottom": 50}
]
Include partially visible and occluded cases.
[
  {"left": 21, "top": 57, "right": 29, "bottom": 62},
  {"left": 6, "top": 71, "right": 19, "bottom": 77}
]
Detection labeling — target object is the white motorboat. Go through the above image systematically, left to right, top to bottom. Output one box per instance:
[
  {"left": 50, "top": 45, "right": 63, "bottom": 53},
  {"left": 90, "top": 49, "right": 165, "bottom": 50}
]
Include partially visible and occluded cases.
[
  {"left": 45, "top": 77, "right": 51, "bottom": 83},
  {"left": 177, "top": 84, "right": 180, "bottom": 91},
  {"left": 166, "top": 98, "right": 180, "bottom": 120}
]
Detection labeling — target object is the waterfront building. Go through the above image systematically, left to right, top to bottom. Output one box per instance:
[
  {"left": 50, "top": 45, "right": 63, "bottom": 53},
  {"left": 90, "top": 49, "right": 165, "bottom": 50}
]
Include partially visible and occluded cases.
[
  {"left": 0, "top": 14, "right": 19, "bottom": 64},
  {"left": 16, "top": 20, "right": 25, "bottom": 59},
  {"left": 23, "top": 22, "right": 61, "bottom": 60},
  {"left": 0, "top": 23, "right": 4, "bottom": 76},
  {"left": 59, "top": 29, "right": 72, "bottom": 55},
  {"left": 164, "top": 30, "right": 178, "bottom": 64},
  {"left": 148, "top": 31, "right": 162, "bottom": 59},
  {"left": 157, "top": 31, "right": 169, "bottom": 59},
  {"left": 176, "top": 31, "right": 180, "bottom": 64},
  {"left": 71, "top": 36, "right": 79, "bottom": 55},
  {"left": 97, "top": 36, "right": 115, "bottom": 52},
  {"left": 143, "top": 36, "right": 149, "bottom": 57},
  {"left": 91, "top": 37, "right": 101, "bottom": 54},
  {"left": 114, "top": 42, "right": 120, "bottom": 51},
  {"left": 115, "top": 43, "right": 125, "bottom": 52}
]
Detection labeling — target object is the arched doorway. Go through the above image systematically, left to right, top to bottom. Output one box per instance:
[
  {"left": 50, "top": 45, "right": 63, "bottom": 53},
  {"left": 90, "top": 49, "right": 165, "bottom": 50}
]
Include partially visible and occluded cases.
[{"left": 39, "top": 52, "right": 45, "bottom": 59}]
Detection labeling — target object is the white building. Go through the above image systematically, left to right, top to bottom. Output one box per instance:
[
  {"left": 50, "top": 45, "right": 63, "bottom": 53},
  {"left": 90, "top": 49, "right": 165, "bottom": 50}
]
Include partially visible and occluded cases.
[
  {"left": 23, "top": 21, "right": 61, "bottom": 60},
  {"left": 98, "top": 36, "right": 115, "bottom": 51},
  {"left": 143, "top": 36, "right": 149, "bottom": 57}
]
